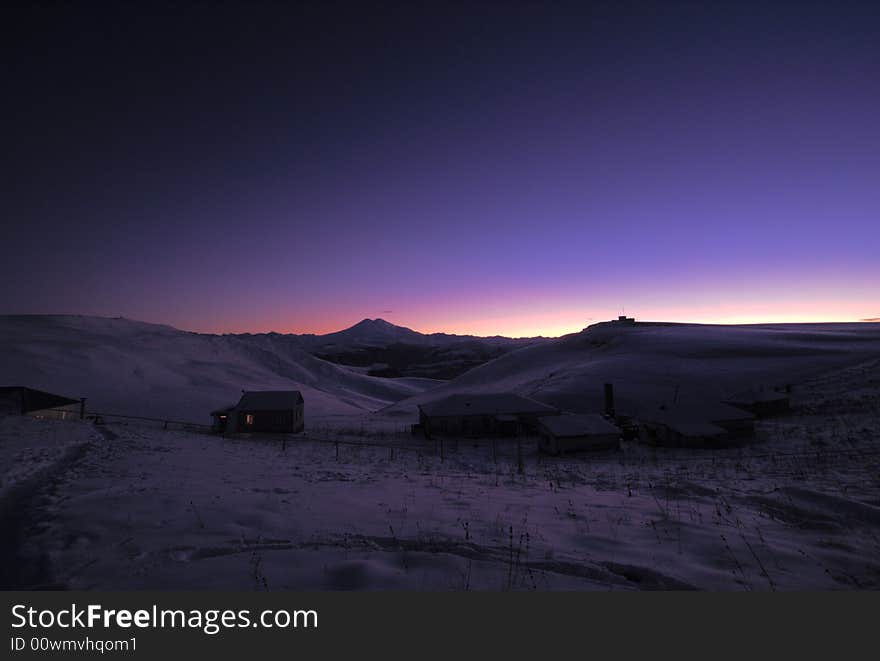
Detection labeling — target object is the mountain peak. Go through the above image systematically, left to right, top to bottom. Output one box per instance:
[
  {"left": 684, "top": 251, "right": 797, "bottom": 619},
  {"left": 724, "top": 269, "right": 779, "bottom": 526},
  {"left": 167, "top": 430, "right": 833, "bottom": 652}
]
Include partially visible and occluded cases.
[{"left": 353, "top": 318, "right": 398, "bottom": 329}]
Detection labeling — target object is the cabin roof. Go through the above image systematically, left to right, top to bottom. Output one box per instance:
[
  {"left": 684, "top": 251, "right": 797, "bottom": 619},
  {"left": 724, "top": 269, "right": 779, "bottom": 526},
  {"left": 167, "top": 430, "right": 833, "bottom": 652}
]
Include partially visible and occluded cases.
[
  {"left": 0, "top": 386, "right": 79, "bottom": 412},
  {"left": 724, "top": 389, "right": 789, "bottom": 404},
  {"left": 235, "top": 390, "right": 304, "bottom": 411},
  {"left": 418, "top": 393, "right": 557, "bottom": 418},
  {"left": 648, "top": 400, "right": 755, "bottom": 425},
  {"left": 210, "top": 405, "right": 235, "bottom": 416},
  {"left": 539, "top": 413, "right": 620, "bottom": 437},
  {"left": 665, "top": 421, "right": 728, "bottom": 437}
]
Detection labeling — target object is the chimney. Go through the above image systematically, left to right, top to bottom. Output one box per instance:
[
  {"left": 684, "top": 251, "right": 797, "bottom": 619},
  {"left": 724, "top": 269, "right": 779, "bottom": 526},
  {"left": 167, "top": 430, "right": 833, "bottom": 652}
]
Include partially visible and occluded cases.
[{"left": 604, "top": 383, "right": 615, "bottom": 418}]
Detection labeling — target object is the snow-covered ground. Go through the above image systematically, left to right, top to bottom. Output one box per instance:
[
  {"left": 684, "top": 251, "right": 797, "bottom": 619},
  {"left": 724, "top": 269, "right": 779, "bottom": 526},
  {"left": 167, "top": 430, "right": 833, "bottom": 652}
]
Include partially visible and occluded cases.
[
  {"left": 2, "top": 317, "right": 879, "bottom": 589},
  {"left": 3, "top": 355, "right": 879, "bottom": 590},
  {"left": 0, "top": 416, "right": 98, "bottom": 502}
]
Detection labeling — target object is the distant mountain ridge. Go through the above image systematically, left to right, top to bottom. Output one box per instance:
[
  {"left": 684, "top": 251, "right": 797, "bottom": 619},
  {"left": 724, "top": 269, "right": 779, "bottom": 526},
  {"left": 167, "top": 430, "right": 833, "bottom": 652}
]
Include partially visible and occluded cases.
[
  {"left": 290, "top": 317, "right": 547, "bottom": 352},
  {"left": 265, "top": 318, "right": 550, "bottom": 380}
]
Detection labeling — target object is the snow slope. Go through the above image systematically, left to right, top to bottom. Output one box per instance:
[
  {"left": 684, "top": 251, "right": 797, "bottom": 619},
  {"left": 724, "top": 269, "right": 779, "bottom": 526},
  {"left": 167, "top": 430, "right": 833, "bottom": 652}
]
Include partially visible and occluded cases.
[
  {"left": 0, "top": 315, "right": 443, "bottom": 423},
  {"left": 383, "top": 321, "right": 880, "bottom": 419},
  {"left": 7, "top": 354, "right": 879, "bottom": 590}
]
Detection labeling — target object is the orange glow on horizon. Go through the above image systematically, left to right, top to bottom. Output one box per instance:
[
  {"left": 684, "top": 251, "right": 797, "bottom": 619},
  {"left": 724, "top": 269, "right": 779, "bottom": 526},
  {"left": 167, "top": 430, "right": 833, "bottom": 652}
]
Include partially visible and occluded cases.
[{"left": 196, "top": 298, "right": 878, "bottom": 339}]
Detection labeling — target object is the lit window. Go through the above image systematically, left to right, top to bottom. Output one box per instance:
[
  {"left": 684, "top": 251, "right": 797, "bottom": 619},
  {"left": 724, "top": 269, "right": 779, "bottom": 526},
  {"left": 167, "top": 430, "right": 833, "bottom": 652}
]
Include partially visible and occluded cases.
[{"left": 245, "top": 414, "right": 254, "bottom": 425}]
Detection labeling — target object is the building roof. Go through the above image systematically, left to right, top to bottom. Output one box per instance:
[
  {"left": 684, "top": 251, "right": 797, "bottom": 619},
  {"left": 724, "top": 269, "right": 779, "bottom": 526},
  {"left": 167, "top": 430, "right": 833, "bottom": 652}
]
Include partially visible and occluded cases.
[
  {"left": 0, "top": 386, "right": 79, "bottom": 413},
  {"left": 724, "top": 389, "right": 789, "bottom": 405},
  {"left": 235, "top": 390, "right": 304, "bottom": 410},
  {"left": 418, "top": 393, "right": 557, "bottom": 418},
  {"left": 646, "top": 400, "right": 755, "bottom": 425},
  {"left": 210, "top": 405, "right": 235, "bottom": 416},
  {"left": 539, "top": 413, "right": 620, "bottom": 438},
  {"left": 664, "top": 421, "right": 728, "bottom": 438}
]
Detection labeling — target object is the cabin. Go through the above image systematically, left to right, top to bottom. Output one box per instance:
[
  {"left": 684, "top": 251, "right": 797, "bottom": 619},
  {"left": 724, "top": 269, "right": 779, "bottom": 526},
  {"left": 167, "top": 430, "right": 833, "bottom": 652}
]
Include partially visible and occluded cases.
[
  {"left": 0, "top": 386, "right": 82, "bottom": 420},
  {"left": 723, "top": 389, "right": 791, "bottom": 418},
  {"left": 211, "top": 390, "right": 304, "bottom": 434},
  {"left": 417, "top": 393, "right": 558, "bottom": 438},
  {"left": 638, "top": 400, "right": 755, "bottom": 448},
  {"left": 537, "top": 414, "right": 621, "bottom": 454},
  {"left": 641, "top": 420, "right": 729, "bottom": 447}
]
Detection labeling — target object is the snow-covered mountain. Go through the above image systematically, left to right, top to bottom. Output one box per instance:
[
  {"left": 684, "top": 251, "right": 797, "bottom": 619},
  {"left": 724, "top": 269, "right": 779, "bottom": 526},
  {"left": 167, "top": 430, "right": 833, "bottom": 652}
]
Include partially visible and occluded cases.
[
  {"left": 0, "top": 315, "right": 443, "bottom": 423},
  {"left": 294, "top": 317, "right": 544, "bottom": 352},
  {"left": 280, "top": 318, "right": 549, "bottom": 380}
]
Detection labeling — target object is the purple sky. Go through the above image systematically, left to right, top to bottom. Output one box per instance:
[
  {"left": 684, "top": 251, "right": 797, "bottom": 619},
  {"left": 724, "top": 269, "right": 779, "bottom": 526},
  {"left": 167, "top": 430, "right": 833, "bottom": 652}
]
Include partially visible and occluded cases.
[{"left": 4, "top": 1, "right": 878, "bottom": 336}]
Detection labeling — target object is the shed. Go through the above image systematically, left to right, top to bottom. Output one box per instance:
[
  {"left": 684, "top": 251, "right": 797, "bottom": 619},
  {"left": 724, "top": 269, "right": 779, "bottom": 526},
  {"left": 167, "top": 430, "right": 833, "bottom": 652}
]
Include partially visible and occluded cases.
[
  {"left": 0, "top": 386, "right": 81, "bottom": 420},
  {"left": 723, "top": 389, "right": 790, "bottom": 418},
  {"left": 212, "top": 390, "right": 304, "bottom": 434},
  {"left": 417, "top": 393, "right": 558, "bottom": 438},
  {"left": 638, "top": 400, "right": 755, "bottom": 447},
  {"left": 210, "top": 405, "right": 236, "bottom": 433},
  {"left": 537, "top": 414, "right": 621, "bottom": 454},
  {"left": 641, "top": 420, "right": 729, "bottom": 447}
]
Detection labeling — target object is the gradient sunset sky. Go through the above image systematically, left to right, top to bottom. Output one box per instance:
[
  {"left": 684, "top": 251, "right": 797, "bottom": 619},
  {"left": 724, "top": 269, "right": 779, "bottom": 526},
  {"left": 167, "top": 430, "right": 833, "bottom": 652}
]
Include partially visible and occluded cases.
[{"left": 4, "top": 1, "right": 878, "bottom": 337}]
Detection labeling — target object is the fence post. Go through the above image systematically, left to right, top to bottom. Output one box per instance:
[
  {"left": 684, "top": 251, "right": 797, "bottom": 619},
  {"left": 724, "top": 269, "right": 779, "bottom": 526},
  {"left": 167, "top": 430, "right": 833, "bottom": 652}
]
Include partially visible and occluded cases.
[
  {"left": 79, "top": 398, "right": 86, "bottom": 420},
  {"left": 440, "top": 438, "right": 445, "bottom": 463},
  {"left": 517, "top": 438, "right": 524, "bottom": 475},
  {"left": 335, "top": 442, "right": 339, "bottom": 462}
]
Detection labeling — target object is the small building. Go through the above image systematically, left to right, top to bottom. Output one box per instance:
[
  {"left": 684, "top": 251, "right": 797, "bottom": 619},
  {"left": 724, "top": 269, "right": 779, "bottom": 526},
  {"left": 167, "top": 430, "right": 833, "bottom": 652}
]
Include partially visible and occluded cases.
[
  {"left": 614, "top": 315, "right": 636, "bottom": 324},
  {"left": 0, "top": 386, "right": 81, "bottom": 420},
  {"left": 723, "top": 389, "right": 790, "bottom": 418},
  {"left": 211, "top": 390, "right": 304, "bottom": 434},
  {"left": 417, "top": 393, "right": 558, "bottom": 438},
  {"left": 638, "top": 401, "right": 755, "bottom": 448},
  {"left": 210, "top": 405, "right": 236, "bottom": 433},
  {"left": 537, "top": 414, "right": 621, "bottom": 454},
  {"left": 640, "top": 419, "right": 729, "bottom": 447}
]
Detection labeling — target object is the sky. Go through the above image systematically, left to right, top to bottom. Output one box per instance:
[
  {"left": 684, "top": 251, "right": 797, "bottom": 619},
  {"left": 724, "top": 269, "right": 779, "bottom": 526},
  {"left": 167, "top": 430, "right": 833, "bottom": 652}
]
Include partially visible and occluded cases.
[{"left": 3, "top": 0, "right": 879, "bottom": 337}]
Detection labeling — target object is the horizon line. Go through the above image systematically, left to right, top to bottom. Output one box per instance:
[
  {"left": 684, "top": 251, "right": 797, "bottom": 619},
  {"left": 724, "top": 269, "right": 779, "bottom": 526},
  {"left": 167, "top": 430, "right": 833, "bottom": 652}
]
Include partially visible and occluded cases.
[{"left": 2, "top": 312, "right": 879, "bottom": 340}]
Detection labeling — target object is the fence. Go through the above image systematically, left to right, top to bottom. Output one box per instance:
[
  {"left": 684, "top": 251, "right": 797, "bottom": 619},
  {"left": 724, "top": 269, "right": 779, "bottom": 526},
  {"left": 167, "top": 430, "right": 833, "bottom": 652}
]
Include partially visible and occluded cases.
[
  {"left": 17, "top": 406, "right": 880, "bottom": 482},
  {"left": 86, "top": 411, "right": 213, "bottom": 433}
]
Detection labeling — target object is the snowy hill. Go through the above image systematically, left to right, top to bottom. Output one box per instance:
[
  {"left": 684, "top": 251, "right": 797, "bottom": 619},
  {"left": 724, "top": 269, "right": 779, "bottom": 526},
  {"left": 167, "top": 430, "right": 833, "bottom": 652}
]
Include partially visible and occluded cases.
[
  {"left": 0, "top": 315, "right": 443, "bottom": 423},
  {"left": 5, "top": 315, "right": 878, "bottom": 427},
  {"left": 383, "top": 321, "right": 880, "bottom": 419}
]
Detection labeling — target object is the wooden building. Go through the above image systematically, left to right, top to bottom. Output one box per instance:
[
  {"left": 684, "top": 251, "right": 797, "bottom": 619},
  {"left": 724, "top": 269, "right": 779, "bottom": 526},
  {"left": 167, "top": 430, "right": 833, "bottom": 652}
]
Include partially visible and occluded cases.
[
  {"left": 0, "top": 386, "right": 81, "bottom": 420},
  {"left": 723, "top": 389, "right": 791, "bottom": 418},
  {"left": 212, "top": 390, "right": 304, "bottom": 434},
  {"left": 417, "top": 393, "right": 558, "bottom": 438},
  {"left": 638, "top": 400, "right": 755, "bottom": 448},
  {"left": 537, "top": 414, "right": 621, "bottom": 454}
]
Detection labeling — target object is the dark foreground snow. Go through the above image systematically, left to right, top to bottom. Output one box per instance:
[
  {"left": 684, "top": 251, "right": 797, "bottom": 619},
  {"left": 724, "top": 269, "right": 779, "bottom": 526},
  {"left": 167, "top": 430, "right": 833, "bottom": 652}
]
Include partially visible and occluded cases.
[{"left": 3, "top": 357, "right": 878, "bottom": 590}]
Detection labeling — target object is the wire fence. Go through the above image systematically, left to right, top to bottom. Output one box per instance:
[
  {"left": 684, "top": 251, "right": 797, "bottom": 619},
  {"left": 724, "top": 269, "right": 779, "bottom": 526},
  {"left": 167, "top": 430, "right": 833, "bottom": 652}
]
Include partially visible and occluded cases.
[
  {"left": 18, "top": 405, "right": 880, "bottom": 480},
  {"left": 23, "top": 407, "right": 212, "bottom": 433},
  {"left": 87, "top": 411, "right": 212, "bottom": 433}
]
